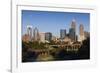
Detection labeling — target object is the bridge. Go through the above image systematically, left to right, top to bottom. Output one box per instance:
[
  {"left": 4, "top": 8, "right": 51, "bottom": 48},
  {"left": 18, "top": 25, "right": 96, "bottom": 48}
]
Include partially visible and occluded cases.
[
  {"left": 28, "top": 43, "right": 82, "bottom": 57},
  {"left": 50, "top": 44, "right": 81, "bottom": 49}
]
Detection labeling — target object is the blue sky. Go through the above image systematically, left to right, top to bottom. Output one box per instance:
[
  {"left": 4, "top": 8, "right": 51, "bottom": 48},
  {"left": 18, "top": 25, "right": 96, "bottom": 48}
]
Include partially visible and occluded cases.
[{"left": 22, "top": 10, "right": 90, "bottom": 37}]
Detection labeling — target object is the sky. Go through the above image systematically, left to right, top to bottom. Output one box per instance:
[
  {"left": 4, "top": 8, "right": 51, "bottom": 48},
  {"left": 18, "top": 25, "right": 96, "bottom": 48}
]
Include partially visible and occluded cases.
[{"left": 22, "top": 10, "right": 90, "bottom": 37}]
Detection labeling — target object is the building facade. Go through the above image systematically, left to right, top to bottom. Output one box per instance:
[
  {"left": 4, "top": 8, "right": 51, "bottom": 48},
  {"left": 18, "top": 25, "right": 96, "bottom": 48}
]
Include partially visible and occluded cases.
[
  {"left": 69, "top": 19, "right": 77, "bottom": 42},
  {"left": 71, "top": 19, "right": 76, "bottom": 32},
  {"left": 78, "top": 24, "right": 85, "bottom": 42},
  {"left": 26, "top": 25, "right": 33, "bottom": 41},
  {"left": 33, "top": 27, "right": 40, "bottom": 41},
  {"left": 69, "top": 28, "right": 76, "bottom": 42},
  {"left": 60, "top": 29, "right": 66, "bottom": 39},
  {"left": 39, "top": 32, "right": 45, "bottom": 43},
  {"left": 45, "top": 32, "right": 52, "bottom": 42}
]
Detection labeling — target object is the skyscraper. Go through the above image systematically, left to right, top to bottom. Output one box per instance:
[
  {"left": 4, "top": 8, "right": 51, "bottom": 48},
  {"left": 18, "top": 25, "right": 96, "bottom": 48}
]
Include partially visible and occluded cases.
[
  {"left": 69, "top": 19, "right": 76, "bottom": 42},
  {"left": 71, "top": 19, "right": 76, "bottom": 31},
  {"left": 78, "top": 24, "right": 85, "bottom": 42},
  {"left": 79, "top": 24, "right": 84, "bottom": 36},
  {"left": 26, "top": 25, "right": 33, "bottom": 41},
  {"left": 33, "top": 27, "right": 40, "bottom": 41},
  {"left": 69, "top": 28, "right": 76, "bottom": 42},
  {"left": 60, "top": 29, "right": 66, "bottom": 39},
  {"left": 39, "top": 32, "right": 45, "bottom": 43},
  {"left": 45, "top": 32, "right": 52, "bottom": 42}
]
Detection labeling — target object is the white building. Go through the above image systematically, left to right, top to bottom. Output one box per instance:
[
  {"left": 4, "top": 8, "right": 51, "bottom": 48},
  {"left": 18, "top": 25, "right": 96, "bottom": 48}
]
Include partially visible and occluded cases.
[
  {"left": 78, "top": 24, "right": 85, "bottom": 42},
  {"left": 26, "top": 25, "right": 33, "bottom": 41},
  {"left": 33, "top": 27, "right": 40, "bottom": 41},
  {"left": 39, "top": 32, "right": 45, "bottom": 43}
]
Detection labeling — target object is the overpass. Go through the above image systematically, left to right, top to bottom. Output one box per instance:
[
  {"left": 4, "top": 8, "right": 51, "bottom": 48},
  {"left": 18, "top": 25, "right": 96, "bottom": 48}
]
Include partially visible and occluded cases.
[{"left": 30, "top": 44, "right": 82, "bottom": 56}]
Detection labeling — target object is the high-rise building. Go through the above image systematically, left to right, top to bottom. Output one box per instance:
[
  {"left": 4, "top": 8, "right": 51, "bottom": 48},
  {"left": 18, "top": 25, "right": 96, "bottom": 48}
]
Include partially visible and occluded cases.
[
  {"left": 69, "top": 19, "right": 77, "bottom": 42},
  {"left": 71, "top": 19, "right": 76, "bottom": 31},
  {"left": 78, "top": 24, "right": 85, "bottom": 42},
  {"left": 79, "top": 24, "right": 84, "bottom": 36},
  {"left": 26, "top": 25, "right": 33, "bottom": 41},
  {"left": 33, "top": 27, "right": 40, "bottom": 41},
  {"left": 69, "top": 28, "right": 76, "bottom": 42},
  {"left": 60, "top": 29, "right": 66, "bottom": 39},
  {"left": 39, "top": 32, "right": 45, "bottom": 43},
  {"left": 45, "top": 32, "right": 52, "bottom": 42}
]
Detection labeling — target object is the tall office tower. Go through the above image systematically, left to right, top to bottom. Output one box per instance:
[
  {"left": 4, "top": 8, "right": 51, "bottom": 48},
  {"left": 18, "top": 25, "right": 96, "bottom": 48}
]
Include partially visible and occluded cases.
[
  {"left": 69, "top": 19, "right": 76, "bottom": 42},
  {"left": 71, "top": 19, "right": 76, "bottom": 31},
  {"left": 78, "top": 24, "right": 85, "bottom": 42},
  {"left": 80, "top": 24, "right": 84, "bottom": 36},
  {"left": 26, "top": 25, "right": 33, "bottom": 41},
  {"left": 33, "top": 27, "right": 40, "bottom": 41},
  {"left": 69, "top": 28, "right": 76, "bottom": 42},
  {"left": 60, "top": 29, "right": 66, "bottom": 39},
  {"left": 39, "top": 32, "right": 45, "bottom": 43},
  {"left": 45, "top": 32, "right": 52, "bottom": 42}
]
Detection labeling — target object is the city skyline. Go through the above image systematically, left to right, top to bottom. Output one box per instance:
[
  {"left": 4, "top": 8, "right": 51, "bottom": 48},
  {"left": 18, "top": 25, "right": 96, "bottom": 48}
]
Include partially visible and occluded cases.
[
  {"left": 22, "top": 10, "right": 90, "bottom": 37},
  {"left": 22, "top": 10, "right": 90, "bottom": 62}
]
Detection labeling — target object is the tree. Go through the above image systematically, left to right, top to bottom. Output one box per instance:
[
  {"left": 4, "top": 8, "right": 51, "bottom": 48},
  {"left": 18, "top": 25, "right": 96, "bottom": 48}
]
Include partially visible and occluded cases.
[{"left": 78, "top": 37, "right": 90, "bottom": 59}]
